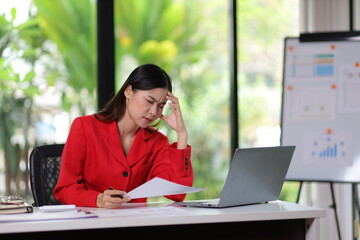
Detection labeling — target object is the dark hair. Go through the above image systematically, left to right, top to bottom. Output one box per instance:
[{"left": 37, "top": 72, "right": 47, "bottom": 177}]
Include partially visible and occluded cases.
[{"left": 95, "top": 64, "right": 172, "bottom": 122}]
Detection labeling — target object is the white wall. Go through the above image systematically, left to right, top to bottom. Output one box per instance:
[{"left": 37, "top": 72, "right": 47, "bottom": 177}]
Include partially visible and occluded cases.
[{"left": 300, "top": 0, "right": 350, "bottom": 32}]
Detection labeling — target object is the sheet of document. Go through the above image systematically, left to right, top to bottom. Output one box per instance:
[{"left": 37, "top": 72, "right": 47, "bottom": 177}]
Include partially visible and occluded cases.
[
  {"left": 125, "top": 177, "right": 205, "bottom": 199},
  {"left": 87, "top": 206, "right": 188, "bottom": 217},
  {"left": 0, "top": 209, "right": 96, "bottom": 223}
]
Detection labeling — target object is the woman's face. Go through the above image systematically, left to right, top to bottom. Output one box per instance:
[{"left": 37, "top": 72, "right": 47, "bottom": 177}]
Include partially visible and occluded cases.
[{"left": 125, "top": 86, "right": 168, "bottom": 128}]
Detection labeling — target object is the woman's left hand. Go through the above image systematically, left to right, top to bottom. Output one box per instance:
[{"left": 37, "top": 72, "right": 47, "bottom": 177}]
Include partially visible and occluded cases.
[{"left": 161, "top": 92, "right": 188, "bottom": 149}]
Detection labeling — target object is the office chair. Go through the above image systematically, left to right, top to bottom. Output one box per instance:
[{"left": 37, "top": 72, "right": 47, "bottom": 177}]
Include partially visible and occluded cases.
[{"left": 30, "top": 144, "right": 64, "bottom": 207}]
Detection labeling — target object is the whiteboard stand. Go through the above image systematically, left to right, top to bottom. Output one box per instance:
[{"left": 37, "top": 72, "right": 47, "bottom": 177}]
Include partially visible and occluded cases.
[
  {"left": 295, "top": 180, "right": 360, "bottom": 240},
  {"left": 295, "top": 180, "right": 303, "bottom": 204},
  {"left": 295, "top": 181, "right": 341, "bottom": 240},
  {"left": 329, "top": 182, "right": 342, "bottom": 240}
]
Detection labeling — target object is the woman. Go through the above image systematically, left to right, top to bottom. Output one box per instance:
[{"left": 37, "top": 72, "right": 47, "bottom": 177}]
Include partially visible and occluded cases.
[{"left": 54, "top": 64, "right": 193, "bottom": 208}]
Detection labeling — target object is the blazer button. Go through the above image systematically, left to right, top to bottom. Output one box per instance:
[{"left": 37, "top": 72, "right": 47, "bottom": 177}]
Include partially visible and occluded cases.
[{"left": 123, "top": 171, "right": 129, "bottom": 177}]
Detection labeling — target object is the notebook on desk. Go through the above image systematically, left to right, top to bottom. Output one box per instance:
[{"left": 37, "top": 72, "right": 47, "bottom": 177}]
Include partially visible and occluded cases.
[{"left": 179, "top": 146, "right": 295, "bottom": 208}]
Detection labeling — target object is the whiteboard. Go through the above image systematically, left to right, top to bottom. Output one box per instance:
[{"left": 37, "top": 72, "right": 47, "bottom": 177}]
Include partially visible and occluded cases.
[{"left": 281, "top": 37, "right": 360, "bottom": 182}]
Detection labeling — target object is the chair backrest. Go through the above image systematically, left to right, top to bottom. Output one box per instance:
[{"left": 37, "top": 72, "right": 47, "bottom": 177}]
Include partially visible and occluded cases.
[{"left": 30, "top": 144, "right": 64, "bottom": 207}]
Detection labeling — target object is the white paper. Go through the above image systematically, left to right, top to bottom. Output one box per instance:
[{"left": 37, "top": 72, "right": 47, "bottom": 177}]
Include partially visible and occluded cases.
[
  {"left": 125, "top": 177, "right": 205, "bottom": 199},
  {"left": 39, "top": 204, "right": 76, "bottom": 212},
  {"left": 88, "top": 206, "right": 187, "bottom": 217},
  {"left": 0, "top": 209, "right": 96, "bottom": 223}
]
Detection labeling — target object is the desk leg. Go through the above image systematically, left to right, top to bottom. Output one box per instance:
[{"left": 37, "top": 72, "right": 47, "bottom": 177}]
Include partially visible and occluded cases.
[{"left": 306, "top": 218, "right": 320, "bottom": 240}]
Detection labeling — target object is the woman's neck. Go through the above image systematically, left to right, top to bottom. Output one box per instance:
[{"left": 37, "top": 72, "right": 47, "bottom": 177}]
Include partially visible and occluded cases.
[{"left": 117, "top": 117, "right": 139, "bottom": 138}]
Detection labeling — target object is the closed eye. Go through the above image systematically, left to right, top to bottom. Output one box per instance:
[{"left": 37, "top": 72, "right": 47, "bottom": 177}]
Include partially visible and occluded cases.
[
  {"left": 146, "top": 95, "right": 167, "bottom": 109},
  {"left": 146, "top": 100, "right": 163, "bottom": 109}
]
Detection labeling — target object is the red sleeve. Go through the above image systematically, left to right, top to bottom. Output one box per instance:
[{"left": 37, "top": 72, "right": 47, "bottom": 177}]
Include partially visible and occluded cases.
[
  {"left": 53, "top": 117, "right": 99, "bottom": 207},
  {"left": 148, "top": 138, "right": 193, "bottom": 202}
]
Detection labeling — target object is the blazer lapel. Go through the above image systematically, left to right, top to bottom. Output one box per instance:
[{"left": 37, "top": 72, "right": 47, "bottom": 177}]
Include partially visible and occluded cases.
[
  {"left": 98, "top": 120, "right": 129, "bottom": 169},
  {"left": 127, "top": 128, "right": 152, "bottom": 167}
]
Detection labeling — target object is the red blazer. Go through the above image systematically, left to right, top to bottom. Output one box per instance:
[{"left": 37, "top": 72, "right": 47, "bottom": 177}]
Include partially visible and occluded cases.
[{"left": 54, "top": 115, "right": 193, "bottom": 207}]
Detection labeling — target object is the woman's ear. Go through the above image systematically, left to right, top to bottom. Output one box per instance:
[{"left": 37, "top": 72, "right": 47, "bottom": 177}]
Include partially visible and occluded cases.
[{"left": 124, "top": 85, "right": 132, "bottom": 99}]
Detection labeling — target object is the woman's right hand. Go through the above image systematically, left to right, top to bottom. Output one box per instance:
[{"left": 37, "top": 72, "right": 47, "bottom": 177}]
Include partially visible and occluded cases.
[
  {"left": 161, "top": 92, "right": 188, "bottom": 149},
  {"left": 96, "top": 188, "right": 131, "bottom": 208}
]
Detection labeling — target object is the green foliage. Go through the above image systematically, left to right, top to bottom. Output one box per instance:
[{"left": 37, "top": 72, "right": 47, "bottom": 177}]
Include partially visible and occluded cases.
[
  {"left": 33, "top": 0, "right": 97, "bottom": 114},
  {"left": 115, "top": 0, "right": 206, "bottom": 74},
  {"left": 0, "top": 7, "right": 46, "bottom": 195},
  {"left": 280, "top": 181, "right": 300, "bottom": 202}
]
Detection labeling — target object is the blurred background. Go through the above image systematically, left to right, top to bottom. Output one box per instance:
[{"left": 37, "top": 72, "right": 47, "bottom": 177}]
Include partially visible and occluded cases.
[{"left": 0, "top": 0, "right": 299, "bottom": 202}]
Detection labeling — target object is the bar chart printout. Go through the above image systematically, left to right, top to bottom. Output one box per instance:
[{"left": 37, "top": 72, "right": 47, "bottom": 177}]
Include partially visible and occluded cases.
[
  {"left": 304, "top": 132, "right": 352, "bottom": 166},
  {"left": 318, "top": 142, "right": 338, "bottom": 158}
]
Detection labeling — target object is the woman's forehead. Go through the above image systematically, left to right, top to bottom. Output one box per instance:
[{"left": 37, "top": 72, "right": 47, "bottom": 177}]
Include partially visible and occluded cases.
[{"left": 137, "top": 88, "right": 168, "bottom": 101}]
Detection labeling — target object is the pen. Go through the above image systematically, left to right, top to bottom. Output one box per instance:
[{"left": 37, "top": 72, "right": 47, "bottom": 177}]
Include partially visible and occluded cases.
[
  {"left": 108, "top": 187, "right": 124, "bottom": 199},
  {"left": 77, "top": 209, "right": 94, "bottom": 214}
]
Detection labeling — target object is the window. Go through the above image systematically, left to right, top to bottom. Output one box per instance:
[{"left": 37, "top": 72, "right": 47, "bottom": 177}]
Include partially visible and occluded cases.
[
  {"left": 0, "top": 0, "right": 96, "bottom": 197},
  {"left": 0, "top": 0, "right": 299, "bottom": 202},
  {"left": 114, "top": 0, "right": 299, "bottom": 200},
  {"left": 115, "top": 0, "right": 230, "bottom": 199},
  {"left": 238, "top": 0, "right": 299, "bottom": 201}
]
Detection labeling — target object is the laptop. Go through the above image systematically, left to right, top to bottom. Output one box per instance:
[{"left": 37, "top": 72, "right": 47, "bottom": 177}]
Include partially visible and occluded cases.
[{"left": 179, "top": 146, "right": 295, "bottom": 208}]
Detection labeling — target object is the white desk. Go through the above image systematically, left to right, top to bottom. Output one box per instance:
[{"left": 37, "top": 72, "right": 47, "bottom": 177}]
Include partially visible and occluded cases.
[{"left": 0, "top": 201, "right": 325, "bottom": 240}]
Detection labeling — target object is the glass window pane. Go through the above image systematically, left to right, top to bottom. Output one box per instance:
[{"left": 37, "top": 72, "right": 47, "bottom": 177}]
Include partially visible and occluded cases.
[
  {"left": 0, "top": 0, "right": 96, "bottom": 197},
  {"left": 115, "top": 0, "right": 230, "bottom": 199},
  {"left": 238, "top": 0, "right": 299, "bottom": 147},
  {"left": 238, "top": 0, "right": 299, "bottom": 202}
]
